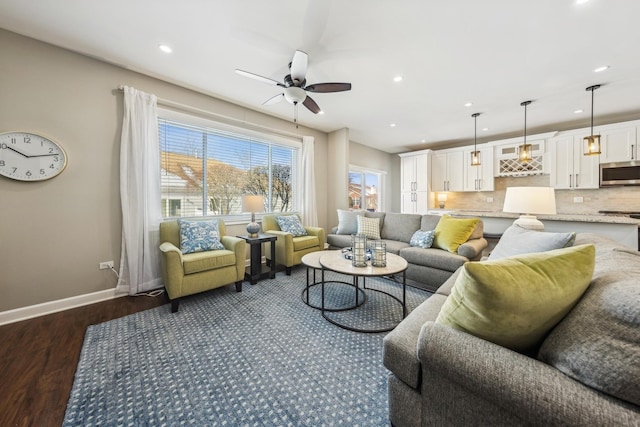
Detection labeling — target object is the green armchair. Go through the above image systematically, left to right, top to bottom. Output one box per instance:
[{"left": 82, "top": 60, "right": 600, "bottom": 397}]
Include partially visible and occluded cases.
[
  {"left": 262, "top": 214, "right": 325, "bottom": 275},
  {"left": 159, "top": 218, "right": 246, "bottom": 313}
]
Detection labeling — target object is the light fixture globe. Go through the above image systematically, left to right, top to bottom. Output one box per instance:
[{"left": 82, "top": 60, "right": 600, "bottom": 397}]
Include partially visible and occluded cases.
[
  {"left": 584, "top": 84, "right": 602, "bottom": 156},
  {"left": 284, "top": 86, "right": 306, "bottom": 104},
  {"left": 518, "top": 101, "right": 533, "bottom": 163},
  {"left": 471, "top": 112, "right": 481, "bottom": 166}
]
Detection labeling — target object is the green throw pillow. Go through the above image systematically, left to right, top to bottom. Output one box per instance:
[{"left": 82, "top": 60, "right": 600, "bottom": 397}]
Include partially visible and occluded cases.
[
  {"left": 433, "top": 215, "right": 479, "bottom": 253},
  {"left": 435, "top": 244, "right": 596, "bottom": 353}
]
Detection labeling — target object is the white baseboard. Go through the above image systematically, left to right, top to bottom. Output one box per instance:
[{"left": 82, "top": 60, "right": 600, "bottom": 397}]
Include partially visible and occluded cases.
[{"left": 0, "top": 288, "right": 124, "bottom": 326}]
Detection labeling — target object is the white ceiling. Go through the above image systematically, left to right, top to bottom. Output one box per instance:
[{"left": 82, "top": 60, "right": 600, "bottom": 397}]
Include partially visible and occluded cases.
[{"left": 1, "top": 0, "right": 640, "bottom": 153}]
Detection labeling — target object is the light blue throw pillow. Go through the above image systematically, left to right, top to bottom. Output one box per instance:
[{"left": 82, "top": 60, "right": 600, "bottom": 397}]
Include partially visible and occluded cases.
[
  {"left": 336, "top": 209, "right": 364, "bottom": 234},
  {"left": 276, "top": 215, "right": 308, "bottom": 237},
  {"left": 177, "top": 219, "right": 225, "bottom": 254},
  {"left": 489, "top": 225, "right": 576, "bottom": 260},
  {"left": 410, "top": 230, "right": 435, "bottom": 249}
]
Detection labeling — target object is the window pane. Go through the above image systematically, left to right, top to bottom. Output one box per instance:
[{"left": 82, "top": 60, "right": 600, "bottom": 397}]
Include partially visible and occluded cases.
[
  {"left": 159, "top": 117, "right": 299, "bottom": 218},
  {"left": 349, "top": 172, "right": 362, "bottom": 209},
  {"left": 365, "top": 173, "right": 379, "bottom": 211}
]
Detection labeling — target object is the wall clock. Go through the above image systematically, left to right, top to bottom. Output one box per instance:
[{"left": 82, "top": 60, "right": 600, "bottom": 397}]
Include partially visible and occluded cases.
[{"left": 0, "top": 131, "right": 68, "bottom": 181}]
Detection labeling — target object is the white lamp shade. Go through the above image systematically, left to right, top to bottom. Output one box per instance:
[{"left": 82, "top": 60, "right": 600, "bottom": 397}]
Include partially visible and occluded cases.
[
  {"left": 503, "top": 187, "right": 556, "bottom": 215},
  {"left": 437, "top": 193, "right": 447, "bottom": 202},
  {"left": 242, "top": 195, "right": 265, "bottom": 213}
]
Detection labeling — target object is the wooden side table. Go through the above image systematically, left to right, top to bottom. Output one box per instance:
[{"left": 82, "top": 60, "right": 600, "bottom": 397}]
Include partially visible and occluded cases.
[{"left": 237, "top": 233, "right": 277, "bottom": 285}]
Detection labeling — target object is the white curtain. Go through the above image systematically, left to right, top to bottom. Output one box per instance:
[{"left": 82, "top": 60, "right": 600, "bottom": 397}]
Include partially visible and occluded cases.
[
  {"left": 116, "top": 86, "right": 163, "bottom": 295},
  {"left": 301, "top": 136, "right": 318, "bottom": 226}
]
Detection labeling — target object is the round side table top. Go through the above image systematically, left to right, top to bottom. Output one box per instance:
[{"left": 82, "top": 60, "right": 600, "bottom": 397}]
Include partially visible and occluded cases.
[
  {"left": 301, "top": 250, "right": 325, "bottom": 269},
  {"left": 319, "top": 250, "right": 407, "bottom": 277}
]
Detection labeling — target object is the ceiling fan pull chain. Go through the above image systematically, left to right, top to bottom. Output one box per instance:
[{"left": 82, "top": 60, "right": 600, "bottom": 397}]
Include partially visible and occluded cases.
[{"left": 294, "top": 102, "right": 299, "bottom": 128}]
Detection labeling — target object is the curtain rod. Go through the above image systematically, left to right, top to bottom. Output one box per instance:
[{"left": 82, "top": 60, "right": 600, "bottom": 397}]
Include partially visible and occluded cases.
[{"left": 117, "top": 85, "right": 304, "bottom": 140}]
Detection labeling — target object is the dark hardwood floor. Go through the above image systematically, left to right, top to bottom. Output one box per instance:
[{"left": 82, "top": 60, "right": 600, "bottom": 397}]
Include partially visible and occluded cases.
[{"left": 0, "top": 293, "right": 169, "bottom": 427}]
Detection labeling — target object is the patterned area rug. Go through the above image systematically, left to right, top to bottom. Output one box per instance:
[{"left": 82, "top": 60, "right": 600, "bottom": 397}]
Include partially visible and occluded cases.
[{"left": 63, "top": 266, "right": 432, "bottom": 426}]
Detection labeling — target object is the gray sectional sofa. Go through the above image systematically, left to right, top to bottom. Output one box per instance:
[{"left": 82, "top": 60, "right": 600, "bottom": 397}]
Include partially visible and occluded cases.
[
  {"left": 327, "top": 211, "right": 488, "bottom": 291},
  {"left": 383, "top": 233, "right": 640, "bottom": 426}
]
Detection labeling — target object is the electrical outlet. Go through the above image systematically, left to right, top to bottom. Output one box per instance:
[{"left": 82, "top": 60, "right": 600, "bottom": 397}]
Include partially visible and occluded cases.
[
  {"left": 573, "top": 196, "right": 584, "bottom": 203},
  {"left": 99, "top": 261, "right": 114, "bottom": 270}
]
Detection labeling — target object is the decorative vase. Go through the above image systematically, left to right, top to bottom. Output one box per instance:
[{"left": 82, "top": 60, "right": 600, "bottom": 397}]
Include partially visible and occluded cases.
[
  {"left": 351, "top": 234, "right": 368, "bottom": 267},
  {"left": 370, "top": 240, "right": 387, "bottom": 267}
]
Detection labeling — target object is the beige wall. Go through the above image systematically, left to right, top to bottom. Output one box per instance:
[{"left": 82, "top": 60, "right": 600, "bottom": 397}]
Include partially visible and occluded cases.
[{"left": 0, "top": 29, "right": 334, "bottom": 312}]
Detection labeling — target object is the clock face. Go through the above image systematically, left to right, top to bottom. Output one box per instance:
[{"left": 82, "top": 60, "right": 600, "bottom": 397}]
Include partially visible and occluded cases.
[{"left": 0, "top": 132, "right": 67, "bottom": 181}]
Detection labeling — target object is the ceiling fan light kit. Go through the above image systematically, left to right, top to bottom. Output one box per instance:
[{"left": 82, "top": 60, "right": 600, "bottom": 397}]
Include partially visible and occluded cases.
[{"left": 235, "top": 50, "right": 352, "bottom": 126}]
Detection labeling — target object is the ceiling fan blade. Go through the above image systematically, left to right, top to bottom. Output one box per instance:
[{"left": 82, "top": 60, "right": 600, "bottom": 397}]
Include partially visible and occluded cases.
[
  {"left": 289, "top": 50, "right": 308, "bottom": 85},
  {"left": 235, "top": 69, "right": 284, "bottom": 87},
  {"left": 304, "top": 82, "right": 352, "bottom": 93},
  {"left": 263, "top": 93, "right": 284, "bottom": 106},
  {"left": 302, "top": 96, "right": 321, "bottom": 114}
]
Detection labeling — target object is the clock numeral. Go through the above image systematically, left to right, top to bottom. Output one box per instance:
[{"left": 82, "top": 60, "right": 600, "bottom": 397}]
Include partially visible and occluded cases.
[
  {"left": 24, "top": 136, "right": 31, "bottom": 144},
  {"left": 10, "top": 138, "right": 16, "bottom": 144},
  {"left": 0, "top": 143, "right": 7, "bottom": 149},
  {"left": 49, "top": 147, "right": 55, "bottom": 154},
  {"left": 53, "top": 156, "right": 58, "bottom": 162},
  {"left": 0, "top": 160, "right": 4, "bottom": 166},
  {"left": 49, "top": 164, "right": 55, "bottom": 169},
  {"left": 11, "top": 167, "right": 17, "bottom": 174},
  {"left": 40, "top": 169, "right": 46, "bottom": 175},
  {"left": 26, "top": 170, "right": 32, "bottom": 177}
]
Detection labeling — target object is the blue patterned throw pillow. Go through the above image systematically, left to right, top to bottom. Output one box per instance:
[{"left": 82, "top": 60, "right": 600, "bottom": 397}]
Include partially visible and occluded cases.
[
  {"left": 276, "top": 215, "right": 308, "bottom": 237},
  {"left": 177, "top": 219, "right": 225, "bottom": 254},
  {"left": 410, "top": 230, "right": 435, "bottom": 249}
]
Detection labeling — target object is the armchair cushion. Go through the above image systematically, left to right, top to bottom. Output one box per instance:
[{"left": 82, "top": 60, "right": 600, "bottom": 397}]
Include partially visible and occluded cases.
[
  {"left": 276, "top": 215, "right": 308, "bottom": 236},
  {"left": 177, "top": 218, "right": 225, "bottom": 254},
  {"left": 293, "top": 235, "right": 320, "bottom": 251},
  {"left": 182, "top": 249, "right": 237, "bottom": 275}
]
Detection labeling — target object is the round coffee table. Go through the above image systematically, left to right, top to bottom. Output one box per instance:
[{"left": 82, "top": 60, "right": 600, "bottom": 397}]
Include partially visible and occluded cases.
[
  {"left": 319, "top": 250, "right": 408, "bottom": 333},
  {"left": 301, "top": 251, "right": 365, "bottom": 311}
]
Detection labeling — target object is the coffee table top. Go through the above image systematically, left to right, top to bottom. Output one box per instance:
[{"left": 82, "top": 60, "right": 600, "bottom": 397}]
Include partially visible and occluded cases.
[
  {"left": 301, "top": 250, "right": 325, "bottom": 269},
  {"left": 319, "top": 250, "right": 407, "bottom": 277}
]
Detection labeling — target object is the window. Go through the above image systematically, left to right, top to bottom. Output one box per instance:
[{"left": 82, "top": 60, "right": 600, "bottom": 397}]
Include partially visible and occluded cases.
[
  {"left": 159, "top": 113, "right": 300, "bottom": 219},
  {"left": 349, "top": 167, "right": 384, "bottom": 211}
]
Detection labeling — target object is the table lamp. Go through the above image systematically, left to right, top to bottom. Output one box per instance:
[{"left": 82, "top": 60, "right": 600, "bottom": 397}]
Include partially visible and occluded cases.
[
  {"left": 503, "top": 186, "right": 556, "bottom": 230},
  {"left": 437, "top": 193, "right": 447, "bottom": 209},
  {"left": 242, "top": 195, "right": 264, "bottom": 237}
]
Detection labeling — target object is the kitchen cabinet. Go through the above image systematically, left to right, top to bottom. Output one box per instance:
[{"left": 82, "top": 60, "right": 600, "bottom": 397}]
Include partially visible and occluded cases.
[
  {"left": 599, "top": 126, "right": 637, "bottom": 163},
  {"left": 549, "top": 135, "right": 599, "bottom": 189},
  {"left": 463, "top": 146, "right": 494, "bottom": 191},
  {"left": 431, "top": 150, "right": 463, "bottom": 192},
  {"left": 399, "top": 151, "right": 429, "bottom": 213}
]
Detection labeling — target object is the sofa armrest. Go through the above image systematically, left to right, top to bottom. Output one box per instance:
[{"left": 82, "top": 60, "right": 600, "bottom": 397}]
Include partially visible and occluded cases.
[
  {"left": 304, "top": 226, "right": 326, "bottom": 248},
  {"left": 221, "top": 236, "right": 246, "bottom": 281},
  {"left": 457, "top": 237, "right": 487, "bottom": 260},
  {"left": 417, "top": 322, "right": 640, "bottom": 426}
]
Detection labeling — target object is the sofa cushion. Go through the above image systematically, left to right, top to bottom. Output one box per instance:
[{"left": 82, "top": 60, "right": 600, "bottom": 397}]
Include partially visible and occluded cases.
[
  {"left": 336, "top": 209, "right": 364, "bottom": 234},
  {"left": 365, "top": 211, "right": 386, "bottom": 229},
  {"left": 381, "top": 213, "right": 422, "bottom": 243},
  {"left": 420, "top": 214, "right": 441, "bottom": 231},
  {"left": 276, "top": 215, "right": 308, "bottom": 237},
  {"left": 433, "top": 215, "right": 479, "bottom": 254},
  {"left": 357, "top": 216, "right": 381, "bottom": 239},
  {"left": 177, "top": 218, "right": 225, "bottom": 254},
  {"left": 489, "top": 225, "right": 576, "bottom": 260},
  {"left": 409, "top": 230, "right": 435, "bottom": 249},
  {"left": 327, "top": 233, "right": 352, "bottom": 248},
  {"left": 293, "top": 235, "right": 320, "bottom": 251},
  {"left": 382, "top": 239, "right": 411, "bottom": 255},
  {"left": 435, "top": 244, "right": 596, "bottom": 353},
  {"left": 538, "top": 246, "right": 640, "bottom": 407},
  {"left": 400, "top": 247, "right": 468, "bottom": 273},
  {"left": 182, "top": 249, "right": 236, "bottom": 274}
]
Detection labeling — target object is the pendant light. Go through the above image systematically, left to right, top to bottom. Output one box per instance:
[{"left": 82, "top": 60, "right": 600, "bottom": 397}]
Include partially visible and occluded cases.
[
  {"left": 584, "top": 84, "right": 601, "bottom": 155},
  {"left": 518, "top": 100, "right": 533, "bottom": 163},
  {"left": 470, "top": 113, "right": 481, "bottom": 166}
]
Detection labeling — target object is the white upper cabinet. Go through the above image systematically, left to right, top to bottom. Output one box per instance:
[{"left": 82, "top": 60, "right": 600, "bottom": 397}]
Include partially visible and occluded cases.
[
  {"left": 599, "top": 126, "right": 637, "bottom": 163},
  {"left": 549, "top": 135, "right": 599, "bottom": 189},
  {"left": 463, "top": 146, "right": 494, "bottom": 191},
  {"left": 431, "top": 150, "right": 463, "bottom": 192},
  {"left": 399, "top": 151, "right": 429, "bottom": 213}
]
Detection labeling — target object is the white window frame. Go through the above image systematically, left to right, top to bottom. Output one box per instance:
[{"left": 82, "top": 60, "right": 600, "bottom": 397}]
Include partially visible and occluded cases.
[{"left": 348, "top": 165, "right": 387, "bottom": 212}]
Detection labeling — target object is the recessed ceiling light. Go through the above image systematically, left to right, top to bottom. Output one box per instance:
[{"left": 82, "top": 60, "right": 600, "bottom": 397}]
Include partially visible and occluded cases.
[
  {"left": 575, "top": 0, "right": 589, "bottom": 4},
  {"left": 159, "top": 44, "right": 173, "bottom": 53},
  {"left": 594, "top": 65, "right": 610, "bottom": 73},
  {"left": 393, "top": 75, "right": 403, "bottom": 82},
  {"left": 464, "top": 102, "right": 473, "bottom": 107},
  {"left": 574, "top": 109, "right": 584, "bottom": 114},
  {"left": 318, "top": 111, "right": 325, "bottom": 115},
  {"left": 389, "top": 123, "right": 396, "bottom": 127},
  {"left": 482, "top": 127, "right": 489, "bottom": 131},
  {"left": 420, "top": 139, "right": 426, "bottom": 143}
]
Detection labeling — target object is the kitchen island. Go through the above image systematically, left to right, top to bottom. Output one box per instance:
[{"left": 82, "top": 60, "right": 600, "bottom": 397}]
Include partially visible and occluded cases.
[{"left": 452, "top": 210, "right": 640, "bottom": 250}]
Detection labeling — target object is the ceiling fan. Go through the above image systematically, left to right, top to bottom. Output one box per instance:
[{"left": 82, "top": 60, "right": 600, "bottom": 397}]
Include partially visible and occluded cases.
[{"left": 235, "top": 50, "right": 352, "bottom": 125}]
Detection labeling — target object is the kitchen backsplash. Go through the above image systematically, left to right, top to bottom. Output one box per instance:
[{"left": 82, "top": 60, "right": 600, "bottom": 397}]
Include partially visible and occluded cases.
[{"left": 434, "top": 175, "right": 640, "bottom": 214}]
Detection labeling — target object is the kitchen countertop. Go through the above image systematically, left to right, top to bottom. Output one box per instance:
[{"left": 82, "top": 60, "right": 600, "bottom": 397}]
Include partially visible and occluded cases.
[{"left": 453, "top": 210, "right": 640, "bottom": 226}]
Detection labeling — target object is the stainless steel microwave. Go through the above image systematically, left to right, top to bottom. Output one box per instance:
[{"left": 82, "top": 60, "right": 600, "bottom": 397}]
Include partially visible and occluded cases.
[{"left": 600, "top": 161, "right": 640, "bottom": 186}]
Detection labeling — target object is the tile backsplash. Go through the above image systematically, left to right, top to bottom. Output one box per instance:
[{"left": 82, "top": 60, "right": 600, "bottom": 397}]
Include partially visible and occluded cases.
[{"left": 434, "top": 175, "right": 640, "bottom": 214}]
